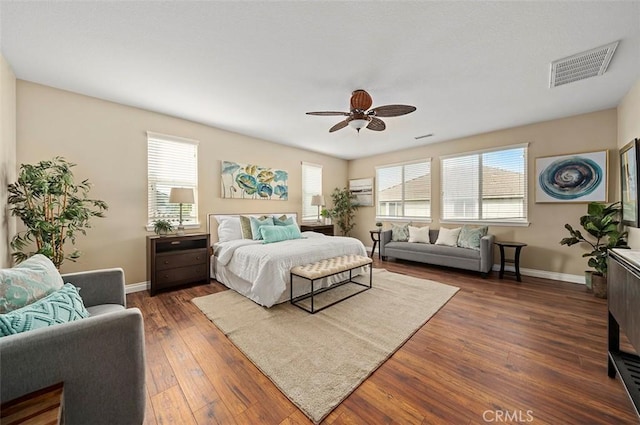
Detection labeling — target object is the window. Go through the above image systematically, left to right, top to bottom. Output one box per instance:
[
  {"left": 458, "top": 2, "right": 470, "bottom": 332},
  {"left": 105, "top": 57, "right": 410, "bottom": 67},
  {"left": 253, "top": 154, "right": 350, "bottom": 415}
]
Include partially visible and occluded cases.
[
  {"left": 147, "top": 132, "right": 199, "bottom": 227},
  {"left": 441, "top": 144, "right": 527, "bottom": 223},
  {"left": 376, "top": 159, "right": 431, "bottom": 220},
  {"left": 302, "top": 162, "right": 322, "bottom": 222}
]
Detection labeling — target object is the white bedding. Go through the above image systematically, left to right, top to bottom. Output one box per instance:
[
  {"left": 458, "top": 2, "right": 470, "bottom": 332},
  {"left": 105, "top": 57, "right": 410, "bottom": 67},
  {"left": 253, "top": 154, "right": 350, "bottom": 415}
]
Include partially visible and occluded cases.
[{"left": 213, "top": 232, "right": 367, "bottom": 307}]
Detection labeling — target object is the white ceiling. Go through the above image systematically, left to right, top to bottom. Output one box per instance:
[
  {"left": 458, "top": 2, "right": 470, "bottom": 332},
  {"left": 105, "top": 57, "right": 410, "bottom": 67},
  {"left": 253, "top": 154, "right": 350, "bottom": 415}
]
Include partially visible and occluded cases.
[{"left": 1, "top": 1, "right": 639, "bottom": 160}]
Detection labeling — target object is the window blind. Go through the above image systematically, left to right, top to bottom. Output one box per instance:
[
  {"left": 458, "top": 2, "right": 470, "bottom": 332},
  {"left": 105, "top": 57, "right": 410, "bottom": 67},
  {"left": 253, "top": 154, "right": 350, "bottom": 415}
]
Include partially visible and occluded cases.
[
  {"left": 147, "top": 132, "right": 199, "bottom": 226},
  {"left": 441, "top": 145, "right": 527, "bottom": 222},
  {"left": 376, "top": 160, "right": 431, "bottom": 219},
  {"left": 302, "top": 162, "right": 322, "bottom": 222}
]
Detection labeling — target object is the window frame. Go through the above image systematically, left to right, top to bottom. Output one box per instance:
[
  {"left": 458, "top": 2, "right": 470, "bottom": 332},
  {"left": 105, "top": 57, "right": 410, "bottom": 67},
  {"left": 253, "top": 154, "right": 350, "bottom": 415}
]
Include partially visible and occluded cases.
[
  {"left": 146, "top": 131, "right": 200, "bottom": 230},
  {"left": 440, "top": 143, "right": 529, "bottom": 227},
  {"left": 375, "top": 158, "right": 432, "bottom": 222},
  {"left": 301, "top": 161, "right": 323, "bottom": 223}
]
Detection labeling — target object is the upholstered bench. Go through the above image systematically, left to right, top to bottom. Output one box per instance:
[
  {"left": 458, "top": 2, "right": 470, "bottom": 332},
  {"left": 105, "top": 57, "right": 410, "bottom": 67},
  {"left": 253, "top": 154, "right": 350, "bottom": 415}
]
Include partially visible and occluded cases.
[{"left": 290, "top": 254, "right": 373, "bottom": 313}]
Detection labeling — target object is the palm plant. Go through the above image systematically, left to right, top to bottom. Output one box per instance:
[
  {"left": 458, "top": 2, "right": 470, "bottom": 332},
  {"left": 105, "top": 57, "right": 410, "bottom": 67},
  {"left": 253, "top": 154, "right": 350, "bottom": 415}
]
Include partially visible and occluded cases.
[
  {"left": 8, "top": 157, "right": 108, "bottom": 268},
  {"left": 328, "top": 187, "right": 359, "bottom": 236}
]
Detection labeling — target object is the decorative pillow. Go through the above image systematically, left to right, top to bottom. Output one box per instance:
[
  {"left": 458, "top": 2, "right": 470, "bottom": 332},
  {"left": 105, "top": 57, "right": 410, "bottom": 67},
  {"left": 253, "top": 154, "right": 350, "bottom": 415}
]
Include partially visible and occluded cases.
[
  {"left": 273, "top": 215, "right": 295, "bottom": 226},
  {"left": 239, "top": 216, "right": 254, "bottom": 239},
  {"left": 250, "top": 216, "right": 275, "bottom": 240},
  {"left": 217, "top": 217, "right": 242, "bottom": 242},
  {"left": 391, "top": 223, "right": 410, "bottom": 242},
  {"left": 260, "top": 224, "right": 302, "bottom": 244},
  {"left": 457, "top": 225, "right": 488, "bottom": 250},
  {"left": 408, "top": 226, "right": 430, "bottom": 243},
  {"left": 434, "top": 227, "right": 462, "bottom": 246},
  {"left": 0, "top": 254, "right": 64, "bottom": 314},
  {"left": 0, "top": 283, "right": 89, "bottom": 337}
]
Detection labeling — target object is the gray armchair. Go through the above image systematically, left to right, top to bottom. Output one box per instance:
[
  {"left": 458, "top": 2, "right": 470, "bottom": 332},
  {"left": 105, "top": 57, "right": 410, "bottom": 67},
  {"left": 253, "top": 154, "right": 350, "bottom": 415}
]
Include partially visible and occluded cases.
[{"left": 0, "top": 268, "right": 146, "bottom": 425}]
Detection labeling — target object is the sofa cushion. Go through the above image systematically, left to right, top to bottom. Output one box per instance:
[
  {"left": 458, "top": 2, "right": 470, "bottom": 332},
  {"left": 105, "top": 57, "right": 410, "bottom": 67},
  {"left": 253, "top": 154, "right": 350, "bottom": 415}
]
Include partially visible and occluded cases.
[
  {"left": 391, "top": 223, "right": 410, "bottom": 242},
  {"left": 457, "top": 225, "right": 488, "bottom": 250},
  {"left": 408, "top": 226, "right": 430, "bottom": 243},
  {"left": 435, "top": 227, "right": 461, "bottom": 246},
  {"left": 385, "top": 241, "right": 480, "bottom": 260},
  {"left": 0, "top": 254, "right": 64, "bottom": 314},
  {"left": 0, "top": 283, "right": 89, "bottom": 337}
]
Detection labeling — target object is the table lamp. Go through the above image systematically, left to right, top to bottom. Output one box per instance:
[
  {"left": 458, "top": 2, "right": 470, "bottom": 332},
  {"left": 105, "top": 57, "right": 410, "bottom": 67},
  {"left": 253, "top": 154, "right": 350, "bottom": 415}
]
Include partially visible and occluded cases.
[
  {"left": 169, "top": 187, "right": 194, "bottom": 236},
  {"left": 311, "top": 195, "right": 325, "bottom": 223}
]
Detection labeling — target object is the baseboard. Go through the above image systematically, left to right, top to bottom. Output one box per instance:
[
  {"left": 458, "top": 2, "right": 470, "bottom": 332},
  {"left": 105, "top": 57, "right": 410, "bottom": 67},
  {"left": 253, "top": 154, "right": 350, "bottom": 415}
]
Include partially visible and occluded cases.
[
  {"left": 491, "top": 264, "right": 584, "bottom": 284},
  {"left": 125, "top": 281, "right": 149, "bottom": 294}
]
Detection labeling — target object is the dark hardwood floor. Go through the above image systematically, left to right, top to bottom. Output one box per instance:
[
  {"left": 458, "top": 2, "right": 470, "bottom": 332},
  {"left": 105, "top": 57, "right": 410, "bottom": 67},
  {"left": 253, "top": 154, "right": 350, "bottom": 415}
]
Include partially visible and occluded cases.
[{"left": 128, "top": 259, "right": 639, "bottom": 424}]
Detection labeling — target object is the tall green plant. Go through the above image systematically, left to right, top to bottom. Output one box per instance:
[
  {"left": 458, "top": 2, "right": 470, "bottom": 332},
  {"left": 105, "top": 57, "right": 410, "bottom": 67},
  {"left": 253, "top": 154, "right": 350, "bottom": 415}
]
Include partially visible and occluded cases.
[
  {"left": 8, "top": 157, "right": 108, "bottom": 268},
  {"left": 328, "top": 187, "right": 359, "bottom": 236},
  {"left": 560, "top": 201, "right": 628, "bottom": 276}
]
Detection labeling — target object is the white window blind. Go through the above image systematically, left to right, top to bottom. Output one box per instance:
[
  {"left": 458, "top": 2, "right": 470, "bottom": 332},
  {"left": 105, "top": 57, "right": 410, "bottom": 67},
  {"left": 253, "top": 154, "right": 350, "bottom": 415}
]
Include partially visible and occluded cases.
[
  {"left": 147, "top": 132, "right": 199, "bottom": 227},
  {"left": 441, "top": 144, "right": 527, "bottom": 222},
  {"left": 376, "top": 159, "right": 431, "bottom": 219},
  {"left": 302, "top": 162, "right": 322, "bottom": 222}
]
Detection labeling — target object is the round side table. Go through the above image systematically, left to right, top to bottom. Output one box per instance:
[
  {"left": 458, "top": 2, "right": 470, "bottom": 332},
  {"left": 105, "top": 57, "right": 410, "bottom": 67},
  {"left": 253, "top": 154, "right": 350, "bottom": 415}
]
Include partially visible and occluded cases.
[{"left": 495, "top": 241, "right": 527, "bottom": 282}]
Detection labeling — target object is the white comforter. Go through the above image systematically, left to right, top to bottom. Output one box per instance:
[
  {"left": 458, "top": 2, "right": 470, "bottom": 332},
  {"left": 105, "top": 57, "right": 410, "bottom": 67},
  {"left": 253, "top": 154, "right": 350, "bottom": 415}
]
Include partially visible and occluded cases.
[{"left": 214, "top": 232, "right": 367, "bottom": 307}]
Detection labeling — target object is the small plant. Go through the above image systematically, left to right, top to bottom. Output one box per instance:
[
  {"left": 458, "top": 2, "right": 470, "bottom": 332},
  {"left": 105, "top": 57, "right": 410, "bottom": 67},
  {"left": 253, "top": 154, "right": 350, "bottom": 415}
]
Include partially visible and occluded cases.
[
  {"left": 329, "top": 187, "right": 359, "bottom": 236},
  {"left": 320, "top": 208, "right": 332, "bottom": 219},
  {"left": 153, "top": 219, "right": 174, "bottom": 236},
  {"left": 375, "top": 221, "right": 383, "bottom": 228}
]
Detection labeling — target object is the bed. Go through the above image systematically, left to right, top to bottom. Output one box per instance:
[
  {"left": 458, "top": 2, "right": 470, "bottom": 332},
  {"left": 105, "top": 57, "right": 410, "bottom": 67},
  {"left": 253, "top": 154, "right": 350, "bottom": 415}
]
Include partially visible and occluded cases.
[{"left": 207, "top": 213, "right": 368, "bottom": 307}]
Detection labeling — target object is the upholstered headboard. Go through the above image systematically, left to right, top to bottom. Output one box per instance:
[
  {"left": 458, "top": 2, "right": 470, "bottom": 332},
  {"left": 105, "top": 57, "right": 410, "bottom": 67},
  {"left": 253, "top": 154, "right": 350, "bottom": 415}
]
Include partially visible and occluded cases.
[{"left": 207, "top": 212, "right": 298, "bottom": 244}]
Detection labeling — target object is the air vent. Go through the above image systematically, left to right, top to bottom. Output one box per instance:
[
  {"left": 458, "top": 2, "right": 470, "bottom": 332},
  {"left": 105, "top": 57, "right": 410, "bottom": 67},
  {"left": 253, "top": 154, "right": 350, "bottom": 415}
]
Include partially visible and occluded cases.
[{"left": 550, "top": 41, "right": 619, "bottom": 88}]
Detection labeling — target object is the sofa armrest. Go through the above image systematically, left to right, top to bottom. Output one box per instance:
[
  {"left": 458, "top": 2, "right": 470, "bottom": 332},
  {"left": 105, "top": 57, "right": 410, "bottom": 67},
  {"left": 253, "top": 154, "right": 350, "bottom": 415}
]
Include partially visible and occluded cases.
[
  {"left": 380, "top": 230, "right": 392, "bottom": 256},
  {"left": 480, "top": 234, "right": 495, "bottom": 273},
  {"left": 61, "top": 268, "right": 125, "bottom": 308},
  {"left": 0, "top": 308, "right": 146, "bottom": 425}
]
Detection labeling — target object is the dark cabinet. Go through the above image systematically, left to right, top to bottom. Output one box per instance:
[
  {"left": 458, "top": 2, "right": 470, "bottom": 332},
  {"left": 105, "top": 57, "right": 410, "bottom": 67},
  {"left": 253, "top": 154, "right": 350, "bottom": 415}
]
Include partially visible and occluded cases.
[{"left": 300, "top": 224, "right": 334, "bottom": 236}]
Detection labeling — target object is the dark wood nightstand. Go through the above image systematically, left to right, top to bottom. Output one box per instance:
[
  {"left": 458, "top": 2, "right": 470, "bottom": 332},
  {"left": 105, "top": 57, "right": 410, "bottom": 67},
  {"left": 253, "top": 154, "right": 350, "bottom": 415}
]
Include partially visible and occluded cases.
[
  {"left": 300, "top": 223, "right": 334, "bottom": 236},
  {"left": 147, "top": 233, "right": 210, "bottom": 296}
]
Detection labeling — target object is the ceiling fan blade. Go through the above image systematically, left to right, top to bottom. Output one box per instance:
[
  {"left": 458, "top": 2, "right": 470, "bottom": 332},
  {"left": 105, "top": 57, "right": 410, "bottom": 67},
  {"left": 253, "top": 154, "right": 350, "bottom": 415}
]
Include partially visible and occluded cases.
[
  {"left": 350, "top": 89, "right": 373, "bottom": 111},
  {"left": 370, "top": 105, "right": 417, "bottom": 117},
  {"left": 306, "top": 111, "right": 350, "bottom": 116},
  {"left": 367, "top": 117, "right": 386, "bottom": 131},
  {"left": 329, "top": 120, "right": 349, "bottom": 132}
]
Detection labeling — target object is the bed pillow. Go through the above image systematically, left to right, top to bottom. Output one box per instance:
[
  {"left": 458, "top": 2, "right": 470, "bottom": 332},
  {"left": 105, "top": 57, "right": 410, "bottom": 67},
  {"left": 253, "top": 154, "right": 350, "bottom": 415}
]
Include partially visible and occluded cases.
[
  {"left": 273, "top": 215, "right": 295, "bottom": 226},
  {"left": 239, "top": 216, "right": 254, "bottom": 239},
  {"left": 250, "top": 216, "right": 275, "bottom": 240},
  {"left": 217, "top": 217, "right": 242, "bottom": 242},
  {"left": 391, "top": 223, "right": 410, "bottom": 242},
  {"left": 260, "top": 224, "right": 302, "bottom": 244},
  {"left": 457, "top": 225, "right": 488, "bottom": 250},
  {"left": 408, "top": 226, "right": 430, "bottom": 243},
  {"left": 434, "top": 227, "right": 461, "bottom": 246},
  {"left": 0, "top": 254, "right": 64, "bottom": 314},
  {"left": 0, "top": 283, "right": 89, "bottom": 337}
]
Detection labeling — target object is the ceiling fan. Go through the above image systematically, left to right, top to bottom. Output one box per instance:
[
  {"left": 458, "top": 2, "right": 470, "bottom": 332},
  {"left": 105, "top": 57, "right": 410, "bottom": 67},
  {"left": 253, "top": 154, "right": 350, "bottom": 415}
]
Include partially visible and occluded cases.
[{"left": 306, "top": 89, "right": 417, "bottom": 133}]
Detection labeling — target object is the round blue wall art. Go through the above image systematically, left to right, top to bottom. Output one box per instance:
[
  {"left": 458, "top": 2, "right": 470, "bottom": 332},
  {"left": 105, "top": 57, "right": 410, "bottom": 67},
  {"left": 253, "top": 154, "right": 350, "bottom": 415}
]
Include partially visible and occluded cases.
[{"left": 538, "top": 157, "right": 603, "bottom": 200}]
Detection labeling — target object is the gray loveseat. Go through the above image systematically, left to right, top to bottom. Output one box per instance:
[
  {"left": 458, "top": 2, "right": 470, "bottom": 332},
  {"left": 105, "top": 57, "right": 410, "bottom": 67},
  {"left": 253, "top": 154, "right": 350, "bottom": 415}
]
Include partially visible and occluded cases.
[
  {"left": 380, "top": 228, "right": 494, "bottom": 276},
  {"left": 0, "top": 268, "right": 146, "bottom": 425}
]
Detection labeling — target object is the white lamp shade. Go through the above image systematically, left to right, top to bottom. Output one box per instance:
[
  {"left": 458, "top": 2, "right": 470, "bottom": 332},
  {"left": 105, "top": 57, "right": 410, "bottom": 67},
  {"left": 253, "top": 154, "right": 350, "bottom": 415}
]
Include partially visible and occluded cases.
[
  {"left": 348, "top": 119, "right": 370, "bottom": 131},
  {"left": 169, "top": 187, "right": 195, "bottom": 204},
  {"left": 311, "top": 195, "right": 325, "bottom": 206}
]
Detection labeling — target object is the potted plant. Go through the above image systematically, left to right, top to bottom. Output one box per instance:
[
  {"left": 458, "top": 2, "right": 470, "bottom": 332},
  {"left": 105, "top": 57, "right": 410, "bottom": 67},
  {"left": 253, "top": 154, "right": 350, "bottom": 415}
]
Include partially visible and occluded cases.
[
  {"left": 8, "top": 157, "right": 108, "bottom": 269},
  {"left": 329, "top": 187, "right": 359, "bottom": 236},
  {"left": 560, "top": 202, "right": 628, "bottom": 298},
  {"left": 320, "top": 208, "right": 332, "bottom": 225},
  {"left": 153, "top": 219, "right": 174, "bottom": 236},
  {"left": 375, "top": 221, "right": 383, "bottom": 229}
]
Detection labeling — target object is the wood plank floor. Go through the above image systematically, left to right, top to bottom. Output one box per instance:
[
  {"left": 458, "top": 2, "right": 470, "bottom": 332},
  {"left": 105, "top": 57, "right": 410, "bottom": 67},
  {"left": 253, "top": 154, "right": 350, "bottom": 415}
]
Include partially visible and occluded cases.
[{"left": 128, "top": 259, "right": 639, "bottom": 424}]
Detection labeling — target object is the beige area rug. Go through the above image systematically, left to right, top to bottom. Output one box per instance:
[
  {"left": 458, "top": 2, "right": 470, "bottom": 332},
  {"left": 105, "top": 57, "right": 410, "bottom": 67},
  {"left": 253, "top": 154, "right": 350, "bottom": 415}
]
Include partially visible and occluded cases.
[{"left": 192, "top": 268, "right": 459, "bottom": 424}]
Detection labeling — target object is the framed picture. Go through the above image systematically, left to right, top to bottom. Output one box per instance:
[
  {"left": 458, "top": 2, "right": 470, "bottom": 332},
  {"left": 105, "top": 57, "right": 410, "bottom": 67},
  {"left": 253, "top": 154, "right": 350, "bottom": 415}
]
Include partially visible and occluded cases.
[
  {"left": 620, "top": 139, "right": 640, "bottom": 227},
  {"left": 535, "top": 150, "right": 608, "bottom": 203},
  {"left": 220, "top": 160, "right": 288, "bottom": 200},
  {"left": 349, "top": 178, "right": 374, "bottom": 206}
]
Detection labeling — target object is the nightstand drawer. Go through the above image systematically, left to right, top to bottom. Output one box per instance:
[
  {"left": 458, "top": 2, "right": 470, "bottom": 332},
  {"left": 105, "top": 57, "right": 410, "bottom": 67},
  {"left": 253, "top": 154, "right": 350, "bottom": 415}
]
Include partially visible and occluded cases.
[
  {"left": 156, "top": 248, "right": 208, "bottom": 270},
  {"left": 155, "top": 264, "right": 208, "bottom": 288}
]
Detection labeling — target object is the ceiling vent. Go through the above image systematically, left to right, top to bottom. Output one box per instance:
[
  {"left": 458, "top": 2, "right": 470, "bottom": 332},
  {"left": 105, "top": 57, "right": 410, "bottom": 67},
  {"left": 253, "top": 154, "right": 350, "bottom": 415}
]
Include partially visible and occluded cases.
[{"left": 550, "top": 41, "right": 619, "bottom": 88}]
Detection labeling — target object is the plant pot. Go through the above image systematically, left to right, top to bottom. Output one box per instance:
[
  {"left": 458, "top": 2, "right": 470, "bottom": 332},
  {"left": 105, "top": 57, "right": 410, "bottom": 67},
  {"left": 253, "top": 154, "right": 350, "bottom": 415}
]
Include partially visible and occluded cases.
[
  {"left": 584, "top": 271, "right": 593, "bottom": 293},
  {"left": 592, "top": 273, "right": 607, "bottom": 299}
]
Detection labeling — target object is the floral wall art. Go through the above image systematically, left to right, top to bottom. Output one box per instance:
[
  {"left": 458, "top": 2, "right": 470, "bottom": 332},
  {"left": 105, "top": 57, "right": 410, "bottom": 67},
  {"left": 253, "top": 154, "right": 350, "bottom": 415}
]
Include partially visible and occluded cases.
[{"left": 221, "top": 160, "right": 289, "bottom": 200}]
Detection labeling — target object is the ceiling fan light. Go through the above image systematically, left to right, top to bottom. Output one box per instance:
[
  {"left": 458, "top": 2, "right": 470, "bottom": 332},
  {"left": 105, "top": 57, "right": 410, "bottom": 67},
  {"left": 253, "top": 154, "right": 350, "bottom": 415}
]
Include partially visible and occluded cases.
[{"left": 348, "top": 119, "right": 370, "bottom": 132}]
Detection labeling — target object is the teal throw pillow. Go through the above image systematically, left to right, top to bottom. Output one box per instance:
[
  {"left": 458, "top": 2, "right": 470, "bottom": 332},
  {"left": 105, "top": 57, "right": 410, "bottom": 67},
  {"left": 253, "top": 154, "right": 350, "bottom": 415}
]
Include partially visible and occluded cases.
[
  {"left": 273, "top": 215, "right": 295, "bottom": 226},
  {"left": 250, "top": 216, "right": 275, "bottom": 240},
  {"left": 391, "top": 223, "right": 410, "bottom": 242},
  {"left": 260, "top": 224, "right": 302, "bottom": 244},
  {"left": 457, "top": 225, "right": 488, "bottom": 250},
  {"left": 0, "top": 254, "right": 64, "bottom": 314},
  {"left": 0, "top": 283, "right": 89, "bottom": 337}
]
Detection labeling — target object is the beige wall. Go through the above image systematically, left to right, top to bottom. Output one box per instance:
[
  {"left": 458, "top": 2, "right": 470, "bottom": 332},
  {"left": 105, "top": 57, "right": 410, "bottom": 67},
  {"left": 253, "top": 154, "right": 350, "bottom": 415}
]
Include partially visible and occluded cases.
[
  {"left": 0, "top": 54, "right": 17, "bottom": 268},
  {"left": 618, "top": 77, "right": 640, "bottom": 248},
  {"left": 16, "top": 81, "right": 348, "bottom": 284},
  {"left": 349, "top": 109, "right": 619, "bottom": 277}
]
